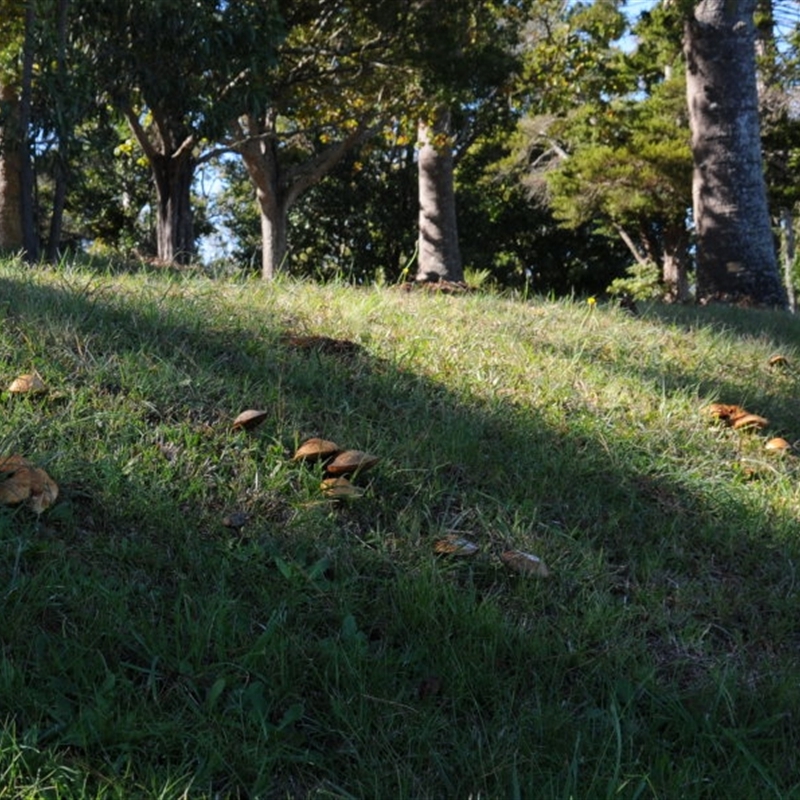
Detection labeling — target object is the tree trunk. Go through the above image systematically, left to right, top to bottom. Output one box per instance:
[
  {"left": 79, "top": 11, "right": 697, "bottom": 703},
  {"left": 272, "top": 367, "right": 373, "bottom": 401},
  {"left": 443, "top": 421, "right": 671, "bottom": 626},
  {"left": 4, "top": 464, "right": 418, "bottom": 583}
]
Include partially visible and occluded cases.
[
  {"left": 19, "top": 0, "right": 39, "bottom": 261},
  {"left": 45, "top": 0, "right": 71, "bottom": 262},
  {"left": 684, "top": 0, "right": 785, "bottom": 307},
  {"left": 0, "top": 83, "right": 24, "bottom": 251},
  {"left": 416, "top": 106, "right": 463, "bottom": 283},
  {"left": 123, "top": 107, "right": 196, "bottom": 265},
  {"left": 235, "top": 113, "right": 379, "bottom": 280},
  {"left": 239, "top": 135, "right": 288, "bottom": 280},
  {"left": 151, "top": 152, "right": 195, "bottom": 264},
  {"left": 46, "top": 161, "right": 68, "bottom": 262},
  {"left": 258, "top": 194, "right": 288, "bottom": 279},
  {"left": 780, "top": 207, "right": 796, "bottom": 313},
  {"left": 662, "top": 220, "right": 691, "bottom": 302}
]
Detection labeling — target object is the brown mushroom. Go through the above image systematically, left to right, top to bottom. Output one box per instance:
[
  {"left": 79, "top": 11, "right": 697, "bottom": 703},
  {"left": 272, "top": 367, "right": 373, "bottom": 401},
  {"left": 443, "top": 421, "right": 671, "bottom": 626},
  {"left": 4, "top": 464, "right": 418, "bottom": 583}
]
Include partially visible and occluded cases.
[
  {"left": 232, "top": 409, "right": 269, "bottom": 431},
  {"left": 293, "top": 438, "right": 342, "bottom": 463},
  {"left": 325, "top": 450, "right": 379, "bottom": 476},
  {"left": 320, "top": 477, "right": 365, "bottom": 498}
]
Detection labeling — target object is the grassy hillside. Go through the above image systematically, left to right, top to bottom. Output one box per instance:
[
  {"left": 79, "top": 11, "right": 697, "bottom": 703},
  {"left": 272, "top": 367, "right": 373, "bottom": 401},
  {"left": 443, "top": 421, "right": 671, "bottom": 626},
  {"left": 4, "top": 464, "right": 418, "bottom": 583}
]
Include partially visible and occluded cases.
[{"left": 2, "top": 256, "right": 800, "bottom": 798}]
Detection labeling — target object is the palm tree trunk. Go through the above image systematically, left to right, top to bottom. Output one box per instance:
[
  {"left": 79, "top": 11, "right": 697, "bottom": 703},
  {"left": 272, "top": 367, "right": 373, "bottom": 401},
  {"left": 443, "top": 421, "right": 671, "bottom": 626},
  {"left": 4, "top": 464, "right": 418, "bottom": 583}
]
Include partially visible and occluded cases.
[{"left": 684, "top": 0, "right": 785, "bottom": 307}]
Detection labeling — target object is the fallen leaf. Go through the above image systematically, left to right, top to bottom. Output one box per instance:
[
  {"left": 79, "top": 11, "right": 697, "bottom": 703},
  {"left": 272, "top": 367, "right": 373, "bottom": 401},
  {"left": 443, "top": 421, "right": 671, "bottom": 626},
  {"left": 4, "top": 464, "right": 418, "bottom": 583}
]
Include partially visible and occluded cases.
[
  {"left": 7, "top": 372, "right": 46, "bottom": 394},
  {"left": 232, "top": 409, "right": 269, "bottom": 431},
  {"left": 293, "top": 437, "right": 341, "bottom": 463},
  {"left": 325, "top": 450, "right": 380, "bottom": 477},
  {"left": 320, "top": 477, "right": 364, "bottom": 498},
  {"left": 222, "top": 511, "right": 250, "bottom": 529},
  {"left": 433, "top": 534, "right": 480, "bottom": 557},
  {"left": 500, "top": 549, "right": 550, "bottom": 578}
]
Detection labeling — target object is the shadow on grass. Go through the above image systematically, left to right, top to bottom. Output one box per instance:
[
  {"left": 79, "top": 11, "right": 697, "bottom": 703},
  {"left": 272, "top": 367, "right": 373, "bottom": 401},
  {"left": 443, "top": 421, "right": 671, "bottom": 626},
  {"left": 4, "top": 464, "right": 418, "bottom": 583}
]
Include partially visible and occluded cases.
[
  {"left": 1, "top": 271, "right": 799, "bottom": 798},
  {"left": 648, "top": 300, "right": 800, "bottom": 349}
]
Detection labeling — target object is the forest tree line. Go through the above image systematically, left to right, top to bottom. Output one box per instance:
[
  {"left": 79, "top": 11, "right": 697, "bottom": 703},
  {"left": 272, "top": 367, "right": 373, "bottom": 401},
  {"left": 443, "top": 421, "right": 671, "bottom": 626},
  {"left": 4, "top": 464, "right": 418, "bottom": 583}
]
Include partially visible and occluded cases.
[{"left": 1, "top": 0, "right": 799, "bottom": 306}]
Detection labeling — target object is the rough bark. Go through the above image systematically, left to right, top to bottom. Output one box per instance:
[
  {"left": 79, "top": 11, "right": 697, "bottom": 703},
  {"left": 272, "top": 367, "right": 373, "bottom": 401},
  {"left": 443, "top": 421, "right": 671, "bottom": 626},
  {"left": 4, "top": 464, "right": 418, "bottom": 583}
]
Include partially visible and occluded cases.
[
  {"left": 19, "top": 0, "right": 39, "bottom": 261},
  {"left": 45, "top": 0, "right": 71, "bottom": 262},
  {"left": 684, "top": 0, "right": 786, "bottom": 307},
  {"left": 0, "top": 83, "right": 24, "bottom": 251},
  {"left": 124, "top": 107, "right": 195, "bottom": 265},
  {"left": 416, "top": 107, "right": 463, "bottom": 283},
  {"left": 235, "top": 114, "right": 379, "bottom": 280},
  {"left": 238, "top": 132, "right": 288, "bottom": 280},
  {"left": 151, "top": 152, "right": 195, "bottom": 264},
  {"left": 46, "top": 160, "right": 68, "bottom": 262},
  {"left": 780, "top": 207, "right": 796, "bottom": 313},
  {"left": 613, "top": 220, "right": 690, "bottom": 302},
  {"left": 662, "top": 221, "right": 691, "bottom": 302}
]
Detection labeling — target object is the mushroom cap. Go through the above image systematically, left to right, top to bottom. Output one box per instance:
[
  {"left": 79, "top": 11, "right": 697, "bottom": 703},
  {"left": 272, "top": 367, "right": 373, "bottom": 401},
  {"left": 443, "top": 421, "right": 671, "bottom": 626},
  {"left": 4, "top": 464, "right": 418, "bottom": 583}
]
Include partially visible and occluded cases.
[
  {"left": 232, "top": 409, "right": 269, "bottom": 431},
  {"left": 293, "top": 437, "right": 342, "bottom": 463},
  {"left": 765, "top": 437, "right": 791, "bottom": 452},
  {"left": 325, "top": 449, "right": 379, "bottom": 476},
  {"left": 320, "top": 477, "right": 365, "bottom": 498}
]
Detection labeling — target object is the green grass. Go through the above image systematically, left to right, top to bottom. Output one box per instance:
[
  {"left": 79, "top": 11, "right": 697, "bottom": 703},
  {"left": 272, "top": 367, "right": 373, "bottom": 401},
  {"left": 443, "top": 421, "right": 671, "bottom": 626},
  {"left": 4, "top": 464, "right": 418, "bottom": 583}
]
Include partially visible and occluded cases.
[{"left": 2, "top": 256, "right": 800, "bottom": 798}]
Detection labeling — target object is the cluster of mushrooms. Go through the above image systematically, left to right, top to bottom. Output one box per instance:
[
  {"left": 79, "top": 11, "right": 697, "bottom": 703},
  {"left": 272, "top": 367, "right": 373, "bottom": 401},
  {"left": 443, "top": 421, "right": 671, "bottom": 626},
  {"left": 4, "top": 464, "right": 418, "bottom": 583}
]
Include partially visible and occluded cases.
[{"left": 292, "top": 437, "right": 379, "bottom": 498}]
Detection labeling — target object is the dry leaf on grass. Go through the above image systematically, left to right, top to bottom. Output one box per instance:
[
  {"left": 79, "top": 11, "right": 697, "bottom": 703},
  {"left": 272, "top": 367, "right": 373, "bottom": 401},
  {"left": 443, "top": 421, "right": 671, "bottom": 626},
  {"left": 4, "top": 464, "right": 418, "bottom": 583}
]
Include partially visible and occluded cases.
[
  {"left": 768, "top": 354, "right": 790, "bottom": 368},
  {"left": 7, "top": 372, "right": 46, "bottom": 394},
  {"left": 707, "top": 403, "right": 746, "bottom": 423},
  {"left": 231, "top": 409, "right": 269, "bottom": 431},
  {"left": 293, "top": 438, "right": 341, "bottom": 463},
  {"left": 325, "top": 450, "right": 379, "bottom": 477},
  {"left": 0, "top": 454, "right": 32, "bottom": 473},
  {"left": 222, "top": 511, "right": 250, "bottom": 529},
  {"left": 433, "top": 534, "right": 480, "bottom": 557},
  {"left": 500, "top": 549, "right": 550, "bottom": 578}
]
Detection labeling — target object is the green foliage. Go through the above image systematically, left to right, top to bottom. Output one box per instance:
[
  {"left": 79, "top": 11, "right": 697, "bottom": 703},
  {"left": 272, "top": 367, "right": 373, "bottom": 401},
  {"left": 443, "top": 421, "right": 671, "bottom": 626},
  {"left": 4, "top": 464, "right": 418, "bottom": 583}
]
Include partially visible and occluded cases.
[
  {"left": 73, "top": 0, "right": 283, "bottom": 141},
  {"left": 392, "top": 0, "right": 523, "bottom": 105},
  {"left": 513, "top": 0, "right": 692, "bottom": 290},
  {"left": 520, "top": 0, "right": 629, "bottom": 116},
  {"left": 0, "top": 1, "right": 22, "bottom": 80},
  {"left": 756, "top": 5, "right": 800, "bottom": 214},
  {"left": 544, "top": 74, "right": 691, "bottom": 232},
  {"left": 49, "top": 116, "right": 150, "bottom": 253},
  {"left": 212, "top": 119, "right": 631, "bottom": 292},
  {"left": 457, "top": 127, "right": 631, "bottom": 293},
  {"left": 606, "top": 260, "right": 663, "bottom": 300}
]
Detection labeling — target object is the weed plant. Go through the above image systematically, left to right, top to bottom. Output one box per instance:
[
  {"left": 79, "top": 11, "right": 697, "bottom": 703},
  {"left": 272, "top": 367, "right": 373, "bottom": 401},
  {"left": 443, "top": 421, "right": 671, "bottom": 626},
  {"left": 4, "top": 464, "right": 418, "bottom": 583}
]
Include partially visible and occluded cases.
[{"left": 1, "top": 257, "right": 800, "bottom": 797}]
